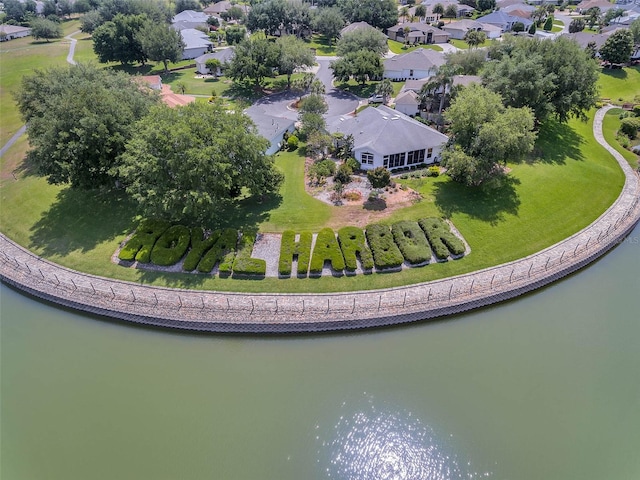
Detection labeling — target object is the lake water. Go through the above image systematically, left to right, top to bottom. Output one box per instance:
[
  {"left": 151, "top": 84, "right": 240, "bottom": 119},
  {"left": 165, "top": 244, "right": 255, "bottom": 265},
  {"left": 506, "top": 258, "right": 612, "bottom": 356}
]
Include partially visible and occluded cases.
[{"left": 1, "top": 222, "right": 639, "bottom": 480}]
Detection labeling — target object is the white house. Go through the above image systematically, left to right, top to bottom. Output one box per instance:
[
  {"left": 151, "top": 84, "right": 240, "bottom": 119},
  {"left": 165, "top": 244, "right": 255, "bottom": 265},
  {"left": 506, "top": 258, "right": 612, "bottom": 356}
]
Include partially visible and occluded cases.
[
  {"left": 172, "top": 10, "right": 210, "bottom": 29},
  {"left": 476, "top": 11, "right": 533, "bottom": 32},
  {"left": 441, "top": 19, "right": 485, "bottom": 39},
  {"left": 0, "top": 24, "right": 31, "bottom": 40},
  {"left": 180, "top": 28, "right": 213, "bottom": 60},
  {"left": 195, "top": 47, "right": 235, "bottom": 75},
  {"left": 383, "top": 49, "right": 446, "bottom": 81},
  {"left": 394, "top": 90, "right": 421, "bottom": 116},
  {"left": 329, "top": 106, "right": 448, "bottom": 171}
]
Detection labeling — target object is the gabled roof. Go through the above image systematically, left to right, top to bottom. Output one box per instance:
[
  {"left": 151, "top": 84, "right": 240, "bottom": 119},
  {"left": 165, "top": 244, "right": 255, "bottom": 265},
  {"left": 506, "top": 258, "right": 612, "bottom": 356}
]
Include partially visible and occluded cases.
[
  {"left": 576, "top": 0, "right": 616, "bottom": 11},
  {"left": 203, "top": 1, "right": 231, "bottom": 14},
  {"left": 503, "top": 3, "right": 536, "bottom": 14},
  {"left": 172, "top": 10, "right": 210, "bottom": 23},
  {"left": 477, "top": 10, "right": 533, "bottom": 27},
  {"left": 442, "top": 19, "right": 484, "bottom": 32},
  {"left": 340, "top": 21, "right": 377, "bottom": 36},
  {"left": 387, "top": 22, "right": 450, "bottom": 36},
  {"left": 0, "top": 24, "right": 31, "bottom": 34},
  {"left": 180, "top": 28, "right": 213, "bottom": 50},
  {"left": 562, "top": 30, "right": 613, "bottom": 49},
  {"left": 195, "top": 47, "right": 235, "bottom": 64},
  {"left": 384, "top": 49, "right": 446, "bottom": 72},
  {"left": 452, "top": 74, "right": 481, "bottom": 87},
  {"left": 402, "top": 78, "right": 430, "bottom": 92},
  {"left": 395, "top": 90, "right": 420, "bottom": 105},
  {"left": 330, "top": 106, "right": 448, "bottom": 155}
]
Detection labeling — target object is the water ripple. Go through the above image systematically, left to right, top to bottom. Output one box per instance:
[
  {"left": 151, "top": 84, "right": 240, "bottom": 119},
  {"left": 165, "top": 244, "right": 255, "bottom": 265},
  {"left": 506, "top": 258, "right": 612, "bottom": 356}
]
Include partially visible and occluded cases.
[{"left": 319, "top": 394, "right": 491, "bottom": 480}]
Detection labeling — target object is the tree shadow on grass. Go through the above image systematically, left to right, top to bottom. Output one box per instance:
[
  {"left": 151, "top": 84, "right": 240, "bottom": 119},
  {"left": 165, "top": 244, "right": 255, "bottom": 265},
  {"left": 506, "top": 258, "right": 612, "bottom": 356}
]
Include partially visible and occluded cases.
[
  {"left": 527, "top": 119, "right": 584, "bottom": 165},
  {"left": 434, "top": 175, "right": 521, "bottom": 226},
  {"left": 29, "top": 188, "right": 138, "bottom": 257},
  {"left": 137, "top": 269, "right": 210, "bottom": 289}
]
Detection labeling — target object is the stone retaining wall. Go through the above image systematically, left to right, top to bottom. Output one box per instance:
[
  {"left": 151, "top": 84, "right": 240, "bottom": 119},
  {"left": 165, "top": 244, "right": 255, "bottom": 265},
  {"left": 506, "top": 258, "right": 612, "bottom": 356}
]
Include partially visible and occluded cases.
[{"left": 2, "top": 106, "right": 639, "bottom": 333}]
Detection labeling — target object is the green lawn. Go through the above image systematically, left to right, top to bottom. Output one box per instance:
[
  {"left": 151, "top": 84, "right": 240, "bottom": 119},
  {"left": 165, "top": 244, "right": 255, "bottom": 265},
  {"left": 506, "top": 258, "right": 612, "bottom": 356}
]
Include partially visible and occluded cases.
[
  {"left": 551, "top": 20, "right": 564, "bottom": 32},
  {"left": 305, "top": 34, "right": 336, "bottom": 56},
  {"left": 449, "top": 39, "right": 492, "bottom": 50},
  {"left": 387, "top": 40, "right": 443, "bottom": 54},
  {"left": 598, "top": 66, "right": 640, "bottom": 104},
  {"left": 336, "top": 78, "right": 405, "bottom": 99},
  {"left": 602, "top": 108, "right": 640, "bottom": 169}
]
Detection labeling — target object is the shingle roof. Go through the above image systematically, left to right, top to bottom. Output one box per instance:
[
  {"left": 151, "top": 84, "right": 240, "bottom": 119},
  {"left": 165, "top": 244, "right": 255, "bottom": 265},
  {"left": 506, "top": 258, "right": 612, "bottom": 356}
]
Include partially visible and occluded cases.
[
  {"left": 172, "top": 10, "right": 210, "bottom": 23},
  {"left": 340, "top": 21, "right": 377, "bottom": 36},
  {"left": 180, "top": 29, "right": 213, "bottom": 50},
  {"left": 195, "top": 47, "right": 235, "bottom": 64},
  {"left": 384, "top": 49, "right": 445, "bottom": 72},
  {"left": 394, "top": 90, "right": 420, "bottom": 105},
  {"left": 330, "top": 106, "right": 448, "bottom": 155}
]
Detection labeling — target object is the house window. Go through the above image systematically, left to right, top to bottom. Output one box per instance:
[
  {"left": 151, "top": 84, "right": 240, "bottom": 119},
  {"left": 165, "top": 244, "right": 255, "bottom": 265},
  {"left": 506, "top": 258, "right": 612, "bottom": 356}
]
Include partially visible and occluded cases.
[
  {"left": 427, "top": 148, "right": 433, "bottom": 159},
  {"left": 407, "top": 149, "right": 425, "bottom": 165},
  {"left": 361, "top": 152, "right": 374, "bottom": 165},
  {"left": 384, "top": 153, "right": 405, "bottom": 169}
]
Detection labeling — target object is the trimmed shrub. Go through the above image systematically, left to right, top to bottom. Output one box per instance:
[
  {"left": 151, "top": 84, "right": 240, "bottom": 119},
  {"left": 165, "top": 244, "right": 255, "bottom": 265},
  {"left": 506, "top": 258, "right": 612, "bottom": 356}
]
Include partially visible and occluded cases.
[
  {"left": 543, "top": 16, "right": 553, "bottom": 31},
  {"left": 633, "top": 105, "right": 640, "bottom": 117},
  {"left": 620, "top": 117, "right": 640, "bottom": 139},
  {"left": 287, "top": 134, "right": 299, "bottom": 151},
  {"left": 346, "top": 157, "right": 360, "bottom": 172},
  {"left": 334, "top": 163, "right": 352, "bottom": 184},
  {"left": 367, "top": 166, "right": 391, "bottom": 189},
  {"left": 427, "top": 166, "right": 440, "bottom": 177},
  {"left": 343, "top": 190, "right": 362, "bottom": 201},
  {"left": 118, "top": 218, "right": 170, "bottom": 263},
  {"left": 419, "top": 218, "right": 465, "bottom": 260},
  {"left": 391, "top": 221, "right": 432, "bottom": 265},
  {"left": 365, "top": 223, "right": 405, "bottom": 270},
  {"left": 150, "top": 225, "right": 191, "bottom": 266},
  {"left": 338, "top": 226, "right": 374, "bottom": 271},
  {"left": 183, "top": 228, "right": 220, "bottom": 271},
  {"left": 197, "top": 228, "right": 238, "bottom": 274},
  {"left": 310, "top": 228, "right": 345, "bottom": 274},
  {"left": 278, "top": 230, "right": 313, "bottom": 276},
  {"left": 232, "top": 231, "right": 266, "bottom": 276}
]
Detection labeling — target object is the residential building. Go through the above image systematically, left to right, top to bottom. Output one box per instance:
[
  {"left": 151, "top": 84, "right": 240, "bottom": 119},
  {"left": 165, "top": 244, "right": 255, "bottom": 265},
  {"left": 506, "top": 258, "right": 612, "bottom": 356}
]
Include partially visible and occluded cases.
[
  {"left": 171, "top": 10, "right": 210, "bottom": 31},
  {"left": 476, "top": 10, "right": 533, "bottom": 32},
  {"left": 441, "top": 19, "right": 485, "bottom": 39},
  {"left": 340, "top": 21, "right": 377, "bottom": 36},
  {"left": 386, "top": 23, "right": 450, "bottom": 44},
  {"left": 0, "top": 24, "right": 31, "bottom": 40},
  {"left": 180, "top": 28, "right": 213, "bottom": 60},
  {"left": 195, "top": 47, "right": 235, "bottom": 75},
  {"left": 383, "top": 49, "right": 446, "bottom": 81},
  {"left": 394, "top": 90, "right": 421, "bottom": 116},
  {"left": 329, "top": 106, "right": 448, "bottom": 171}
]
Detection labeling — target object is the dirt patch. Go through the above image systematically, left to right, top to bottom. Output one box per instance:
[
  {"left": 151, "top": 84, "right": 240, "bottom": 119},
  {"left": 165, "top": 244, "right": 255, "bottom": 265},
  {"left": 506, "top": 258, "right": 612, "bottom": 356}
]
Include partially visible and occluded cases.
[{"left": 304, "top": 157, "right": 423, "bottom": 228}]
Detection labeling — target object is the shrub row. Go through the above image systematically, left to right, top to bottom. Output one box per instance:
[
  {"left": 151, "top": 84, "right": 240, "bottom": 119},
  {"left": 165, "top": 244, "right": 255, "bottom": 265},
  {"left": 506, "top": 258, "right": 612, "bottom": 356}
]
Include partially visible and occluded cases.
[
  {"left": 419, "top": 218, "right": 466, "bottom": 260},
  {"left": 118, "top": 219, "right": 170, "bottom": 263},
  {"left": 391, "top": 221, "right": 432, "bottom": 265},
  {"left": 365, "top": 223, "right": 405, "bottom": 270},
  {"left": 149, "top": 225, "right": 191, "bottom": 266},
  {"left": 338, "top": 226, "right": 374, "bottom": 271},
  {"left": 196, "top": 228, "right": 237, "bottom": 275},
  {"left": 309, "top": 228, "right": 346, "bottom": 274},
  {"left": 278, "top": 230, "right": 313, "bottom": 276},
  {"left": 232, "top": 231, "right": 266, "bottom": 276}
]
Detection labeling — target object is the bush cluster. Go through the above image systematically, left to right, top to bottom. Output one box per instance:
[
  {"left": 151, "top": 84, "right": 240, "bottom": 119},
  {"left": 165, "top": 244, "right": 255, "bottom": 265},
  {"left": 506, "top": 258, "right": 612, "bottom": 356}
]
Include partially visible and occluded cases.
[
  {"left": 620, "top": 117, "right": 640, "bottom": 139},
  {"left": 419, "top": 218, "right": 466, "bottom": 260},
  {"left": 118, "top": 219, "right": 170, "bottom": 263},
  {"left": 391, "top": 221, "right": 432, "bottom": 265},
  {"left": 365, "top": 223, "right": 405, "bottom": 269},
  {"left": 149, "top": 225, "right": 191, "bottom": 266},
  {"left": 338, "top": 226, "right": 374, "bottom": 271},
  {"left": 183, "top": 228, "right": 220, "bottom": 272},
  {"left": 196, "top": 228, "right": 238, "bottom": 274},
  {"left": 309, "top": 228, "right": 346, "bottom": 274},
  {"left": 278, "top": 230, "right": 313, "bottom": 276},
  {"left": 232, "top": 231, "right": 266, "bottom": 276}
]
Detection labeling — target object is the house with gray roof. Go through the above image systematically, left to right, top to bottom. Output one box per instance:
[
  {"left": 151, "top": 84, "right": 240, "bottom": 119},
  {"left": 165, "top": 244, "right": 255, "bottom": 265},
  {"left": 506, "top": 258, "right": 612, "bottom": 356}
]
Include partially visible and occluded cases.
[
  {"left": 171, "top": 10, "right": 210, "bottom": 31},
  {"left": 476, "top": 10, "right": 533, "bottom": 32},
  {"left": 441, "top": 19, "right": 485, "bottom": 39},
  {"left": 340, "top": 21, "right": 377, "bottom": 37},
  {"left": 386, "top": 23, "right": 450, "bottom": 44},
  {"left": 0, "top": 24, "right": 31, "bottom": 40},
  {"left": 180, "top": 28, "right": 213, "bottom": 59},
  {"left": 195, "top": 47, "right": 235, "bottom": 75},
  {"left": 383, "top": 49, "right": 445, "bottom": 81},
  {"left": 394, "top": 90, "right": 421, "bottom": 116},
  {"left": 329, "top": 106, "right": 448, "bottom": 171}
]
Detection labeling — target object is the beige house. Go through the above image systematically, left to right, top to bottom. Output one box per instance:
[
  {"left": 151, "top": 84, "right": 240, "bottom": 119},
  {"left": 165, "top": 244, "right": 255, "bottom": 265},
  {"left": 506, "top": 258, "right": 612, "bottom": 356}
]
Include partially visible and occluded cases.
[
  {"left": 386, "top": 23, "right": 450, "bottom": 44},
  {"left": 0, "top": 24, "right": 31, "bottom": 41}
]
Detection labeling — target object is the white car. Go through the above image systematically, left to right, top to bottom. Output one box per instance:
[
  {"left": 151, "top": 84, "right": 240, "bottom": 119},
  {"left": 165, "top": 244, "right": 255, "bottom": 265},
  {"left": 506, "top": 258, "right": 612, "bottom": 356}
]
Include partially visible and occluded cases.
[{"left": 368, "top": 94, "right": 385, "bottom": 104}]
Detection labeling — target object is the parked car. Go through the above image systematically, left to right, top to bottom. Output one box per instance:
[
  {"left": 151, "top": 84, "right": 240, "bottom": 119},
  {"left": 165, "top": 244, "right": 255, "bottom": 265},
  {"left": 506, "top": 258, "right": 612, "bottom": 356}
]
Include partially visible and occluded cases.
[{"left": 368, "top": 94, "right": 385, "bottom": 104}]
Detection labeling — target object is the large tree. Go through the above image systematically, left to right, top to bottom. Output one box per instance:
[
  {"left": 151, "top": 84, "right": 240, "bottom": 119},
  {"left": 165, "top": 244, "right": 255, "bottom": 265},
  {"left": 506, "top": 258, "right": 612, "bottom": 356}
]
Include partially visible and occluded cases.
[
  {"left": 247, "top": 0, "right": 312, "bottom": 37},
  {"left": 337, "top": 0, "right": 398, "bottom": 30},
  {"left": 311, "top": 6, "right": 345, "bottom": 44},
  {"left": 92, "top": 13, "right": 148, "bottom": 65},
  {"left": 30, "top": 18, "right": 63, "bottom": 42},
  {"left": 136, "top": 22, "right": 185, "bottom": 72},
  {"left": 336, "top": 27, "right": 388, "bottom": 57},
  {"left": 464, "top": 29, "right": 486, "bottom": 49},
  {"left": 599, "top": 29, "right": 634, "bottom": 66},
  {"left": 276, "top": 34, "right": 315, "bottom": 88},
  {"left": 484, "top": 35, "right": 599, "bottom": 123},
  {"left": 226, "top": 36, "right": 280, "bottom": 87},
  {"left": 330, "top": 49, "right": 383, "bottom": 84},
  {"left": 15, "top": 63, "right": 158, "bottom": 189},
  {"left": 442, "top": 84, "right": 536, "bottom": 186},
  {"left": 119, "top": 102, "right": 283, "bottom": 222}
]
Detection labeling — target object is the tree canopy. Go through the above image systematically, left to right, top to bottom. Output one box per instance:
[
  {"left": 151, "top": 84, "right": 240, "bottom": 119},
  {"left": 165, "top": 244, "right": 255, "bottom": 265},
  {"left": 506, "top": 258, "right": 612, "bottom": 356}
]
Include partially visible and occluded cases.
[
  {"left": 247, "top": 0, "right": 312, "bottom": 37},
  {"left": 337, "top": 0, "right": 398, "bottom": 30},
  {"left": 311, "top": 7, "right": 345, "bottom": 44},
  {"left": 92, "top": 13, "right": 148, "bottom": 64},
  {"left": 30, "top": 18, "right": 63, "bottom": 42},
  {"left": 136, "top": 22, "right": 184, "bottom": 72},
  {"left": 336, "top": 28, "right": 389, "bottom": 57},
  {"left": 599, "top": 29, "right": 634, "bottom": 66},
  {"left": 276, "top": 35, "right": 315, "bottom": 88},
  {"left": 484, "top": 35, "right": 599, "bottom": 123},
  {"left": 226, "top": 36, "right": 280, "bottom": 87},
  {"left": 331, "top": 49, "right": 383, "bottom": 84},
  {"left": 15, "top": 63, "right": 159, "bottom": 189},
  {"left": 442, "top": 84, "right": 536, "bottom": 186},
  {"left": 119, "top": 102, "right": 284, "bottom": 222}
]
